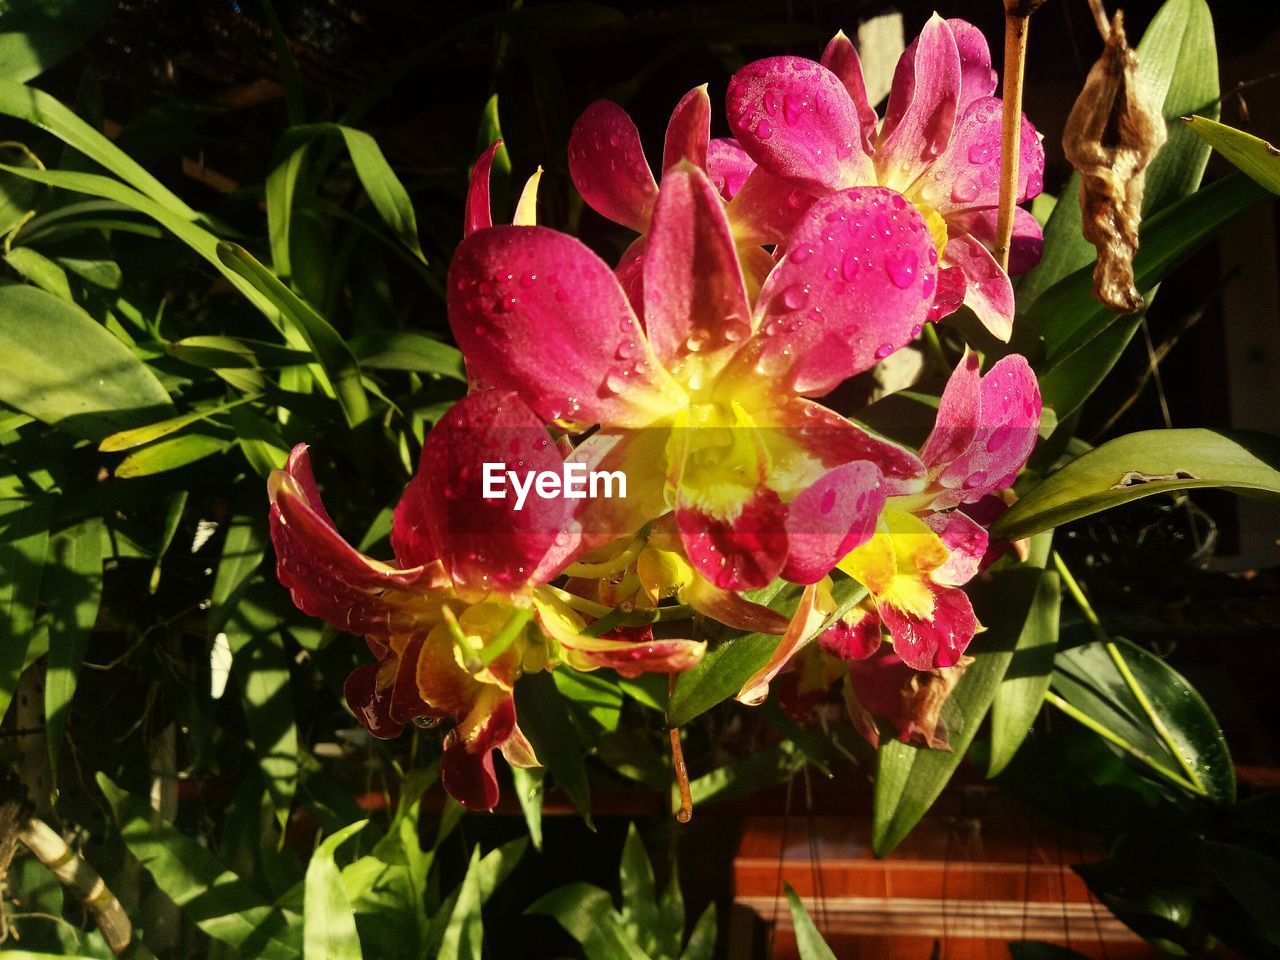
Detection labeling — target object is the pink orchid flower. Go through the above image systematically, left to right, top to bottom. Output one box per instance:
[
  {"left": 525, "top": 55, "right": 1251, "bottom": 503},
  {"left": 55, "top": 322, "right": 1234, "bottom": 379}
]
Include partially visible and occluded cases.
[
  {"left": 725, "top": 15, "right": 1046, "bottom": 341},
  {"left": 449, "top": 161, "right": 939, "bottom": 592},
  {"left": 736, "top": 352, "right": 1040, "bottom": 701},
  {"left": 268, "top": 389, "right": 703, "bottom": 810}
]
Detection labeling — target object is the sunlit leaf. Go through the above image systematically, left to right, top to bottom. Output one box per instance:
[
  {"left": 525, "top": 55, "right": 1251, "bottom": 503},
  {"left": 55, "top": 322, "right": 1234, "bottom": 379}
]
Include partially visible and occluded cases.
[
  {"left": 1187, "top": 115, "right": 1280, "bottom": 195},
  {"left": 0, "top": 497, "right": 49, "bottom": 721},
  {"left": 304, "top": 820, "right": 367, "bottom": 960},
  {"left": 784, "top": 883, "right": 837, "bottom": 960}
]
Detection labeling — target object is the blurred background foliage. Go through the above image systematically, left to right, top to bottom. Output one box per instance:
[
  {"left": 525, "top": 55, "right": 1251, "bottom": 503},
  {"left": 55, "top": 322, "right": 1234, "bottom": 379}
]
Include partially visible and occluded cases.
[{"left": 0, "top": 0, "right": 1277, "bottom": 958}]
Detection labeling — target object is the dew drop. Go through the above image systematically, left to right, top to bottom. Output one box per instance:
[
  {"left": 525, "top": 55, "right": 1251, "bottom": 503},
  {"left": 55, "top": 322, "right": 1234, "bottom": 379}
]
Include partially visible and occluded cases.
[
  {"left": 757, "top": 119, "right": 773, "bottom": 140},
  {"left": 885, "top": 250, "right": 917, "bottom": 289},
  {"left": 782, "top": 284, "right": 809, "bottom": 310},
  {"left": 874, "top": 343, "right": 893, "bottom": 360}
]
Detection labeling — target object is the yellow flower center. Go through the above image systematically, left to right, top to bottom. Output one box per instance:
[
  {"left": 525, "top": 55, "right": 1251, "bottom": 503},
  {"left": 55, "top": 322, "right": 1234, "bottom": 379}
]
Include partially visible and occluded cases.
[
  {"left": 665, "top": 398, "right": 771, "bottom": 520},
  {"left": 836, "top": 508, "right": 949, "bottom": 619}
]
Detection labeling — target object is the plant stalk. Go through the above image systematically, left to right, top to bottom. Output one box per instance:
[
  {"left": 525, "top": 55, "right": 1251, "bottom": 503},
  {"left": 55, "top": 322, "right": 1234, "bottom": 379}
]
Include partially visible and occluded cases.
[{"left": 995, "top": 1, "right": 1046, "bottom": 269}]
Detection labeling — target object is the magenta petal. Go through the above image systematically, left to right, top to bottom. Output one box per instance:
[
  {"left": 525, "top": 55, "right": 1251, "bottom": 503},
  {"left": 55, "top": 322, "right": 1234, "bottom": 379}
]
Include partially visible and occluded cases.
[
  {"left": 876, "top": 16, "right": 962, "bottom": 185},
  {"left": 947, "top": 19, "right": 999, "bottom": 112},
  {"left": 820, "top": 32, "right": 878, "bottom": 153},
  {"left": 726, "top": 56, "right": 874, "bottom": 194},
  {"left": 663, "top": 85, "right": 711, "bottom": 173},
  {"left": 923, "top": 97, "right": 1045, "bottom": 216},
  {"left": 568, "top": 100, "right": 659, "bottom": 231},
  {"left": 706, "top": 137, "right": 756, "bottom": 200},
  {"left": 465, "top": 140, "right": 501, "bottom": 238},
  {"left": 644, "top": 164, "right": 751, "bottom": 368},
  {"left": 725, "top": 167, "right": 815, "bottom": 245},
  {"left": 750, "top": 186, "right": 937, "bottom": 395},
  {"left": 948, "top": 207, "right": 1044, "bottom": 276},
  {"left": 449, "top": 225, "right": 679, "bottom": 429},
  {"left": 943, "top": 233, "right": 1016, "bottom": 342},
  {"left": 615, "top": 236, "right": 647, "bottom": 316},
  {"left": 926, "top": 261, "right": 967, "bottom": 324},
  {"left": 920, "top": 350, "right": 982, "bottom": 471},
  {"left": 934, "top": 354, "right": 1041, "bottom": 505},
  {"left": 418, "top": 390, "right": 579, "bottom": 593},
  {"left": 781, "top": 461, "right": 886, "bottom": 584},
  {"left": 678, "top": 490, "right": 789, "bottom": 591},
  {"left": 924, "top": 510, "right": 989, "bottom": 587},
  {"left": 881, "top": 583, "right": 979, "bottom": 669},
  {"left": 820, "top": 606, "right": 882, "bottom": 662},
  {"left": 344, "top": 661, "right": 405, "bottom": 739},
  {"left": 441, "top": 696, "right": 516, "bottom": 811}
]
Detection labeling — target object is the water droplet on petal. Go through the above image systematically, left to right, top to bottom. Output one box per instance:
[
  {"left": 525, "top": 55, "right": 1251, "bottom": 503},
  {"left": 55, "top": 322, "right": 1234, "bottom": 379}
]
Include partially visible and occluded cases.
[
  {"left": 757, "top": 119, "right": 773, "bottom": 140},
  {"left": 885, "top": 250, "right": 917, "bottom": 289},
  {"left": 781, "top": 284, "right": 809, "bottom": 310},
  {"left": 874, "top": 343, "right": 894, "bottom": 360}
]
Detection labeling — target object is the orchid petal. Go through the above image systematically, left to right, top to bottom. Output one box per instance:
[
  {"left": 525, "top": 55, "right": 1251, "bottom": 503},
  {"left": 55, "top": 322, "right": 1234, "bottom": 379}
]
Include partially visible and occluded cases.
[
  {"left": 876, "top": 15, "right": 962, "bottom": 190},
  {"left": 948, "top": 19, "right": 999, "bottom": 112},
  {"left": 820, "top": 31, "right": 878, "bottom": 152},
  {"left": 726, "top": 56, "right": 874, "bottom": 194},
  {"left": 662, "top": 85, "right": 711, "bottom": 172},
  {"left": 919, "top": 97, "right": 1044, "bottom": 217},
  {"left": 568, "top": 100, "right": 658, "bottom": 232},
  {"left": 706, "top": 137, "right": 756, "bottom": 200},
  {"left": 465, "top": 140, "right": 501, "bottom": 238},
  {"left": 644, "top": 164, "right": 752, "bottom": 371},
  {"left": 513, "top": 166, "right": 543, "bottom": 226},
  {"left": 725, "top": 166, "right": 814, "bottom": 245},
  {"left": 748, "top": 187, "right": 938, "bottom": 396},
  {"left": 948, "top": 207, "right": 1044, "bottom": 276},
  {"left": 449, "top": 225, "right": 682, "bottom": 430},
  {"left": 942, "top": 233, "right": 1016, "bottom": 341},
  {"left": 615, "top": 236, "right": 646, "bottom": 315},
  {"left": 920, "top": 350, "right": 982, "bottom": 476},
  {"left": 417, "top": 390, "right": 582, "bottom": 593},
  {"left": 568, "top": 428, "right": 670, "bottom": 551},
  {"left": 269, "top": 445, "right": 446, "bottom": 636},
  {"left": 781, "top": 461, "right": 886, "bottom": 584},
  {"left": 678, "top": 489, "right": 788, "bottom": 591},
  {"left": 924, "top": 510, "right": 988, "bottom": 587},
  {"left": 682, "top": 576, "right": 789, "bottom": 633},
  {"left": 736, "top": 580, "right": 830, "bottom": 706},
  {"left": 880, "top": 582, "right": 979, "bottom": 669},
  {"left": 820, "top": 604, "right": 882, "bottom": 661},
  {"left": 562, "top": 627, "right": 706, "bottom": 678},
  {"left": 344, "top": 661, "right": 405, "bottom": 739},
  {"left": 441, "top": 690, "right": 516, "bottom": 810},
  {"left": 501, "top": 723, "right": 540, "bottom": 769}
]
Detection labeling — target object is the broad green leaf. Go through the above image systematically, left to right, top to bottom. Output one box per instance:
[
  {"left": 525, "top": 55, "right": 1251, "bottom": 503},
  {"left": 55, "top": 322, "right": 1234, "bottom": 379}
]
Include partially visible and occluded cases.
[
  {"left": 0, "top": 0, "right": 114, "bottom": 82},
  {"left": 1017, "top": 0, "right": 1219, "bottom": 309},
  {"left": 0, "top": 79, "right": 198, "bottom": 218},
  {"left": 1187, "top": 116, "right": 1280, "bottom": 195},
  {"left": 266, "top": 140, "right": 309, "bottom": 282},
  {"left": 217, "top": 242, "right": 369, "bottom": 426},
  {"left": 5, "top": 246, "right": 73, "bottom": 299},
  {"left": 0, "top": 284, "right": 172, "bottom": 439},
  {"left": 348, "top": 330, "right": 466, "bottom": 380},
  {"left": 165, "top": 336, "right": 311, "bottom": 371},
  {"left": 100, "top": 394, "right": 260, "bottom": 452},
  {"left": 992, "top": 428, "right": 1280, "bottom": 541},
  {"left": 114, "top": 431, "right": 231, "bottom": 478},
  {"left": 0, "top": 497, "right": 48, "bottom": 721},
  {"left": 208, "top": 515, "right": 267, "bottom": 636},
  {"left": 43, "top": 516, "right": 104, "bottom": 777},
  {"left": 872, "top": 539, "right": 1053, "bottom": 856},
  {"left": 988, "top": 569, "right": 1061, "bottom": 777},
  {"left": 667, "top": 579, "right": 866, "bottom": 726},
  {"left": 1053, "top": 636, "right": 1234, "bottom": 803},
  {"left": 514, "top": 670, "right": 593, "bottom": 825},
  {"left": 689, "top": 741, "right": 804, "bottom": 807},
  {"left": 511, "top": 764, "right": 544, "bottom": 851},
  {"left": 98, "top": 774, "right": 302, "bottom": 960},
  {"left": 304, "top": 821, "right": 367, "bottom": 960},
  {"left": 619, "top": 824, "right": 659, "bottom": 956},
  {"left": 1198, "top": 841, "right": 1280, "bottom": 944},
  {"left": 438, "top": 847, "right": 483, "bottom": 960},
  {"left": 655, "top": 855, "right": 686, "bottom": 960},
  {"left": 526, "top": 884, "right": 650, "bottom": 960},
  {"left": 784, "top": 884, "right": 837, "bottom": 960},
  {"left": 677, "top": 903, "right": 716, "bottom": 960}
]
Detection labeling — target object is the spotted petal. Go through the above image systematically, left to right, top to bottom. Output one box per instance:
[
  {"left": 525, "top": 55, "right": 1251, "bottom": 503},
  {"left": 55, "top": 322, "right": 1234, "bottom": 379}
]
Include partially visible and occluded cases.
[
  {"left": 876, "top": 15, "right": 962, "bottom": 190},
  {"left": 948, "top": 19, "right": 999, "bottom": 113},
  {"left": 820, "top": 31, "right": 878, "bottom": 152},
  {"left": 919, "top": 97, "right": 1044, "bottom": 217},
  {"left": 568, "top": 100, "right": 659, "bottom": 231},
  {"left": 706, "top": 137, "right": 756, "bottom": 200},
  {"left": 948, "top": 207, "right": 1044, "bottom": 276},
  {"left": 449, "top": 225, "right": 683, "bottom": 430},
  {"left": 942, "top": 232, "right": 1016, "bottom": 341},
  {"left": 781, "top": 461, "right": 886, "bottom": 584},
  {"left": 678, "top": 489, "right": 789, "bottom": 591},
  {"left": 880, "top": 582, "right": 979, "bottom": 670}
]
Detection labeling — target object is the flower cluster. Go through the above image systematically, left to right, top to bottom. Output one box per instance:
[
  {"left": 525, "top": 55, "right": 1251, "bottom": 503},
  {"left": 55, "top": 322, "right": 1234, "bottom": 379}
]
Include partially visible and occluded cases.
[{"left": 270, "top": 15, "right": 1045, "bottom": 809}]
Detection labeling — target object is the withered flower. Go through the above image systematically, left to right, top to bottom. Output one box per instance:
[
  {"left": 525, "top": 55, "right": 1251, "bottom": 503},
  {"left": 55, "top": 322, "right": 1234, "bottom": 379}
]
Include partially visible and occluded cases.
[{"left": 1063, "top": 11, "right": 1167, "bottom": 314}]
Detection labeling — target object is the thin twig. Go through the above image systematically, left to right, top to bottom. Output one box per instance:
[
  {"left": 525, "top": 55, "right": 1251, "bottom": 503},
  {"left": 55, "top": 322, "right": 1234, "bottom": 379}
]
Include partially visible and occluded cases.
[
  {"left": 1085, "top": 0, "right": 1112, "bottom": 39},
  {"left": 995, "top": 1, "right": 1046, "bottom": 268},
  {"left": 668, "top": 674, "right": 693, "bottom": 823}
]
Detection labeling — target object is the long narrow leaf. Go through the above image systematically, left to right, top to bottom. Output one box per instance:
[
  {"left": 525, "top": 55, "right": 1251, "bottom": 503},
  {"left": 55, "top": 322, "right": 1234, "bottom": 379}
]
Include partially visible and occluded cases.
[{"left": 304, "top": 821, "right": 367, "bottom": 960}]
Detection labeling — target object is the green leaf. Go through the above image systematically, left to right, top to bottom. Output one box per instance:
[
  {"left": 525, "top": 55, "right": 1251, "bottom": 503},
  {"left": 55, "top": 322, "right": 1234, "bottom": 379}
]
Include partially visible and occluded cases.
[
  {"left": 0, "top": 0, "right": 115, "bottom": 82},
  {"left": 1017, "top": 0, "right": 1219, "bottom": 309},
  {"left": 0, "top": 79, "right": 198, "bottom": 219},
  {"left": 477, "top": 94, "right": 511, "bottom": 213},
  {"left": 1187, "top": 115, "right": 1280, "bottom": 195},
  {"left": 216, "top": 241, "right": 369, "bottom": 426},
  {"left": 5, "top": 246, "right": 73, "bottom": 299},
  {"left": 0, "top": 284, "right": 172, "bottom": 439},
  {"left": 349, "top": 330, "right": 466, "bottom": 380},
  {"left": 166, "top": 336, "right": 312, "bottom": 371},
  {"left": 99, "top": 394, "right": 260, "bottom": 452},
  {"left": 992, "top": 429, "right": 1280, "bottom": 541},
  {"left": 114, "top": 430, "right": 231, "bottom": 478},
  {"left": 148, "top": 490, "right": 187, "bottom": 593},
  {"left": 0, "top": 497, "right": 48, "bottom": 721},
  {"left": 43, "top": 516, "right": 103, "bottom": 778},
  {"left": 872, "top": 539, "right": 1053, "bottom": 856},
  {"left": 988, "top": 568, "right": 1062, "bottom": 776},
  {"left": 667, "top": 579, "right": 866, "bottom": 726},
  {"left": 1053, "top": 636, "right": 1234, "bottom": 803},
  {"left": 514, "top": 670, "right": 593, "bottom": 825},
  {"left": 689, "top": 741, "right": 805, "bottom": 807},
  {"left": 510, "top": 765, "right": 544, "bottom": 852},
  {"left": 98, "top": 774, "right": 302, "bottom": 960},
  {"left": 304, "top": 821, "right": 367, "bottom": 960},
  {"left": 619, "top": 824, "right": 659, "bottom": 956},
  {"left": 1198, "top": 841, "right": 1280, "bottom": 944},
  {"left": 438, "top": 847, "right": 483, "bottom": 960},
  {"left": 784, "top": 883, "right": 837, "bottom": 960},
  {"left": 526, "top": 884, "right": 650, "bottom": 960},
  {"left": 677, "top": 903, "right": 717, "bottom": 960}
]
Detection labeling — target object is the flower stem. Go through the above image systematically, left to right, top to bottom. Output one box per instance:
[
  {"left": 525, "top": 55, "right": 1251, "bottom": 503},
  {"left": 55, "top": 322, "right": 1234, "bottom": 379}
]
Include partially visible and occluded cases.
[
  {"left": 995, "top": 1, "right": 1042, "bottom": 270},
  {"left": 1051, "top": 552, "right": 1207, "bottom": 794},
  {"left": 545, "top": 585, "right": 612, "bottom": 618},
  {"left": 479, "top": 607, "right": 533, "bottom": 669},
  {"left": 668, "top": 673, "right": 693, "bottom": 823},
  {"left": 1044, "top": 691, "right": 1206, "bottom": 795}
]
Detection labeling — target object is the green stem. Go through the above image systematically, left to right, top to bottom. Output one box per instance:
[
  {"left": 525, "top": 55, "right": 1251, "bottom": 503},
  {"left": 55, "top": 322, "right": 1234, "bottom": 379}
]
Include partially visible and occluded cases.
[
  {"left": 921, "top": 322, "right": 948, "bottom": 372},
  {"left": 1051, "top": 552, "right": 1207, "bottom": 792},
  {"left": 479, "top": 607, "right": 533, "bottom": 669},
  {"left": 1044, "top": 691, "right": 1206, "bottom": 796}
]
